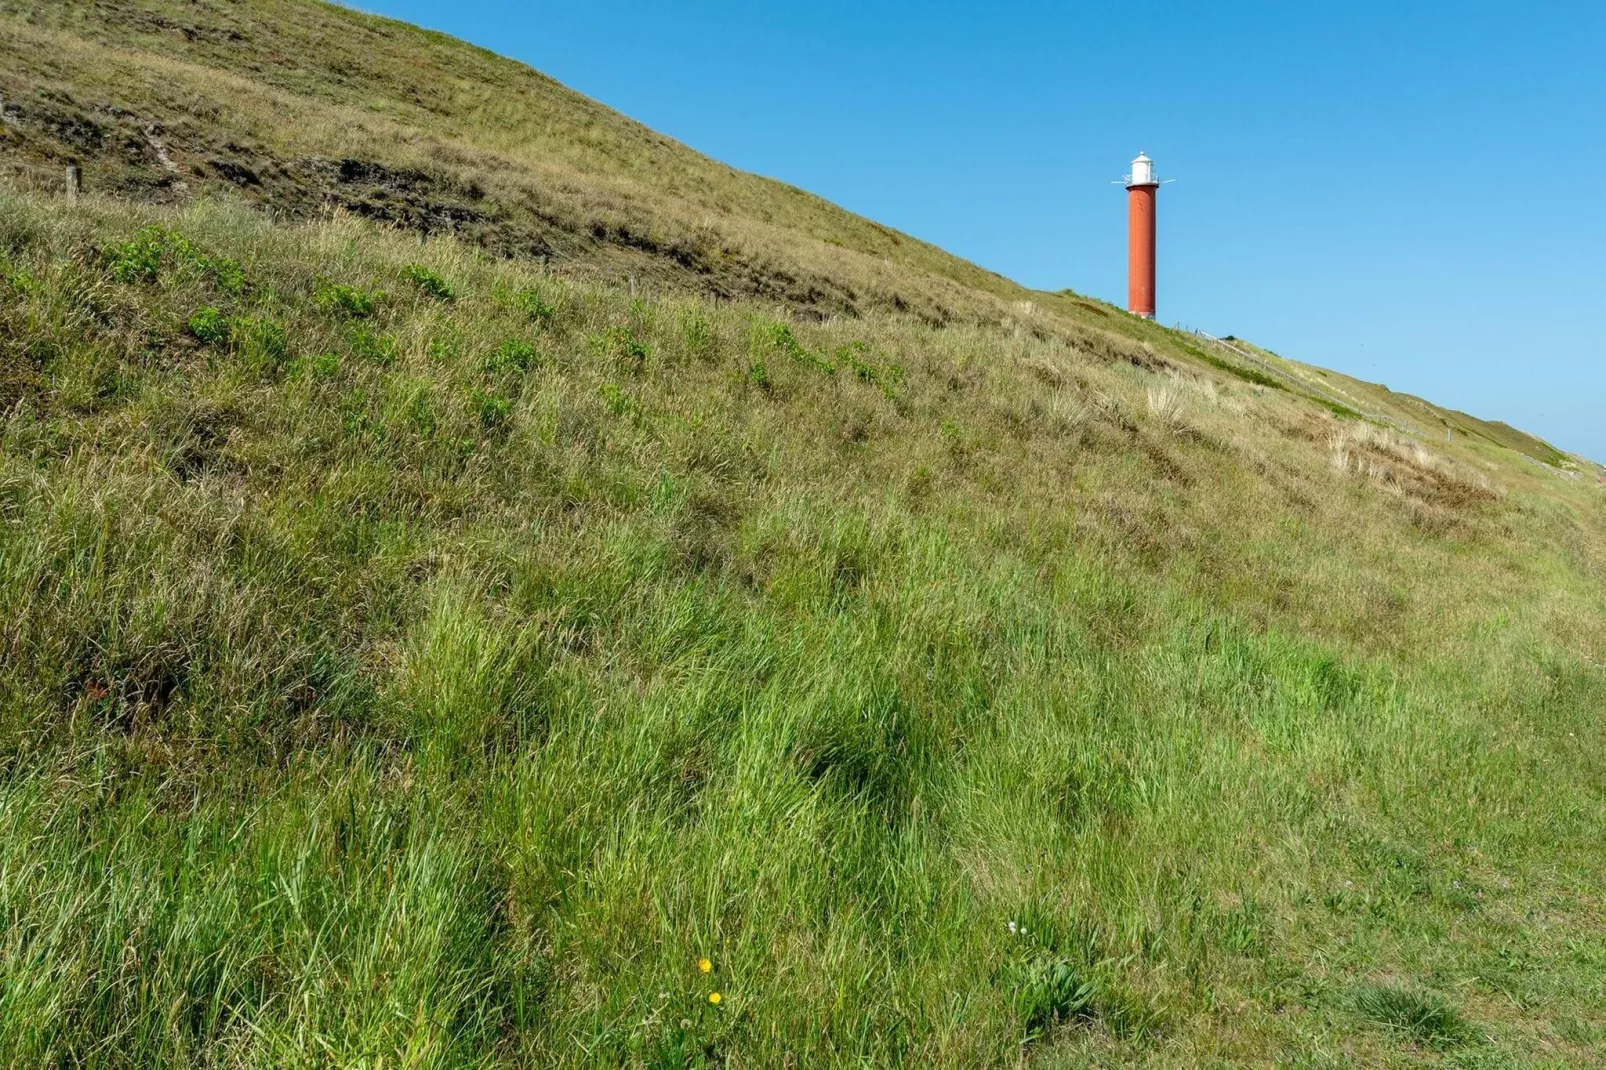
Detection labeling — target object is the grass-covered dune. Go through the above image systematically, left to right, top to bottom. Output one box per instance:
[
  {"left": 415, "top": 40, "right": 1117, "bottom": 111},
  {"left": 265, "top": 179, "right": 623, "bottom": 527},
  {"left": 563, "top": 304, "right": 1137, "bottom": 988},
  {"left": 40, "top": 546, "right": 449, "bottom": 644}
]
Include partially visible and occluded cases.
[
  {"left": 0, "top": 0, "right": 1037, "bottom": 324},
  {"left": 2, "top": 0, "right": 1606, "bottom": 1065},
  {"left": 2, "top": 0, "right": 1578, "bottom": 472},
  {"left": 2, "top": 191, "right": 1604, "bottom": 1067}
]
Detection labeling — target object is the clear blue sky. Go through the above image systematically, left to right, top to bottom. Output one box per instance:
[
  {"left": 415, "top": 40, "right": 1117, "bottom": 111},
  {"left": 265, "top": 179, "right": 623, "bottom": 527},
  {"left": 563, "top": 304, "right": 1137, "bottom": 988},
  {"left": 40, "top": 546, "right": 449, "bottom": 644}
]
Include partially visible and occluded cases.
[{"left": 359, "top": 0, "right": 1606, "bottom": 461}]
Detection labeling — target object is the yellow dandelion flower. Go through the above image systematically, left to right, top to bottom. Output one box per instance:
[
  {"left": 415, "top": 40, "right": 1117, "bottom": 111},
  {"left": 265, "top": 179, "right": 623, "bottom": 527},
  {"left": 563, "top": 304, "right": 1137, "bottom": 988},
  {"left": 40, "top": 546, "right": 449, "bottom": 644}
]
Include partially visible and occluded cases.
[
  {"left": 698, "top": 957, "right": 712, "bottom": 974},
  {"left": 708, "top": 991, "right": 722, "bottom": 1005}
]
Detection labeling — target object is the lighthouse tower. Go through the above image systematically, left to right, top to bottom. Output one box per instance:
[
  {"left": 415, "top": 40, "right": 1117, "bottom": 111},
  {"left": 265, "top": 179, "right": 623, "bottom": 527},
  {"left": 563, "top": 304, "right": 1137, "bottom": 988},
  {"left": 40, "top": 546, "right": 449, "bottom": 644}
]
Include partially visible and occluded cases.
[{"left": 1125, "top": 152, "right": 1160, "bottom": 319}]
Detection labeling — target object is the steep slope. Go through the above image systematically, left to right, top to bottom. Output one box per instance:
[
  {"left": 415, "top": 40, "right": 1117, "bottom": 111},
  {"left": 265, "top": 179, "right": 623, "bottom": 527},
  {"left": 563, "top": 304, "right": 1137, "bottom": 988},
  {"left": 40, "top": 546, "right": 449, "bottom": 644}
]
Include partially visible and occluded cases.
[
  {"left": 0, "top": 0, "right": 1590, "bottom": 478},
  {"left": 1, "top": 0, "right": 1034, "bottom": 323},
  {"left": 2, "top": 4, "right": 1605, "bottom": 1069}
]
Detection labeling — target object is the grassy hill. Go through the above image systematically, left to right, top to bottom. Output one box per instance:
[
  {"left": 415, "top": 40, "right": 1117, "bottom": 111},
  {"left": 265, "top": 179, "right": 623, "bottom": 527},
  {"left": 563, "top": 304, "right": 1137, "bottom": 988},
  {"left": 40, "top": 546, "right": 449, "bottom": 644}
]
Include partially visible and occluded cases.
[
  {"left": 1, "top": 0, "right": 1042, "bottom": 324},
  {"left": 2, "top": 3, "right": 1605, "bottom": 1068}
]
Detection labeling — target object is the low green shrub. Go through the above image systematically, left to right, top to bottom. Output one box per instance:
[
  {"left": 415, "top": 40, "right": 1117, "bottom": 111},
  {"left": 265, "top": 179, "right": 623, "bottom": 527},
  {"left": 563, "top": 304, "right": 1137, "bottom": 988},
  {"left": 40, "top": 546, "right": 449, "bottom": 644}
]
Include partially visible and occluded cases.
[
  {"left": 105, "top": 226, "right": 246, "bottom": 292},
  {"left": 403, "top": 264, "right": 456, "bottom": 301},
  {"left": 315, "top": 280, "right": 384, "bottom": 318},
  {"left": 512, "top": 288, "right": 555, "bottom": 325},
  {"left": 188, "top": 306, "right": 231, "bottom": 346},
  {"left": 231, "top": 316, "right": 290, "bottom": 374},
  {"left": 753, "top": 319, "right": 832, "bottom": 375},
  {"left": 351, "top": 325, "right": 400, "bottom": 366},
  {"left": 592, "top": 325, "right": 649, "bottom": 367},
  {"left": 485, "top": 339, "right": 538, "bottom": 375},
  {"left": 300, "top": 352, "right": 341, "bottom": 380},
  {"left": 598, "top": 381, "right": 634, "bottom": 416},
  {"left": 472, "top": 388, "right": 512, "bottom": 431}
]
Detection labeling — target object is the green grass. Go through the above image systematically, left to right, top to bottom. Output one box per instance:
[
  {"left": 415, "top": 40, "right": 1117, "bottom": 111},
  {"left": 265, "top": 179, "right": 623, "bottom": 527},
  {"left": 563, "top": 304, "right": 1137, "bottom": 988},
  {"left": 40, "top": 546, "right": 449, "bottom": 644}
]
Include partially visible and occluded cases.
[
  {"left": 0, "top": 2, "right": 1602, "bottom": 1065},
  {"left": 1, "top": 191, "right": 1603, "bottom": 1067},
  {"left": 1173, "top": 337, "right": 1287, "bottom": 391},
  {"left": 1313, "top": 395, "right": 1363, "bottom": 420},
  {"left": 1352, "top": 983, "right": 1471, "bottom": 1049}
]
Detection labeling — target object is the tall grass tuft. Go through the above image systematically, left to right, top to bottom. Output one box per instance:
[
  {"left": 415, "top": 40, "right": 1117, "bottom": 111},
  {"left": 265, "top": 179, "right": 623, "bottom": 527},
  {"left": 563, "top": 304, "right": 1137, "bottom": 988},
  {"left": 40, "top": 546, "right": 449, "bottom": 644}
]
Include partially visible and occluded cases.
[{"left": 1353, "top": 983, "right": 1472, "bottom": 1048}]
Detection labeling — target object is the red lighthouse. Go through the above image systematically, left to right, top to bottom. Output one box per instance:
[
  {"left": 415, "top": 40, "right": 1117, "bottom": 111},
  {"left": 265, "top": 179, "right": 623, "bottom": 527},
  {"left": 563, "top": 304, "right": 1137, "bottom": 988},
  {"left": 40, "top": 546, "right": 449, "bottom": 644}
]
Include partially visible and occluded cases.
[{"left": 1125, "top": 152, "right": 1159, "bottom": 319}]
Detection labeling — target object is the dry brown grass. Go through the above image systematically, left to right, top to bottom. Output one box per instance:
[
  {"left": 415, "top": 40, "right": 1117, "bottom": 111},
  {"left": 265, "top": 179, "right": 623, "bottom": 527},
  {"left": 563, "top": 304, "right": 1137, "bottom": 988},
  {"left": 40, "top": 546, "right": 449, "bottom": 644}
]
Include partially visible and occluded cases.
[{"left": 1330, "top": 422, "right": 1501, "bottom": 509}]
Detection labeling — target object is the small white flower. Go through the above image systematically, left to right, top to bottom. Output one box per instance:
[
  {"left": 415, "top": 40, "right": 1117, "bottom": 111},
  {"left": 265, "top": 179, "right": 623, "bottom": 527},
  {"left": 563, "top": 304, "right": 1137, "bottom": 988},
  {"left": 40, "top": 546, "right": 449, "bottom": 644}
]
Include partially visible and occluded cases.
[{"left": 1007, "top": 920, "right": 1018, "bottom": 934}]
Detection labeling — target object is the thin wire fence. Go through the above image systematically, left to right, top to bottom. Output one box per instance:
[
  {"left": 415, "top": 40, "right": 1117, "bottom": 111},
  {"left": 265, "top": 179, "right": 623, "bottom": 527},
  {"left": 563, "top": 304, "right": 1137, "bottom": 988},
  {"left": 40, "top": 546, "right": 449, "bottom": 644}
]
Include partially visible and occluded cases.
[
  {"left": 3, "top": 162, "right": 60, "bottom": 195},
  {"left": 1192, "top": 329, "right": 1423, "bottom": 435},
  {"left": 1186, "top": 330, "right": 1583, "bottom": 477}
]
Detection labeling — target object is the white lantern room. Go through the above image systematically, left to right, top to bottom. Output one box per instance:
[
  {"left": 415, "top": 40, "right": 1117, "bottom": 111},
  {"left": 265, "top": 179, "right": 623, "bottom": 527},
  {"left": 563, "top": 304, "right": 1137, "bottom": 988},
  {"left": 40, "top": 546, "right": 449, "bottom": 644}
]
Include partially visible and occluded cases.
[{"left": 1130, "top": 152, "right": 1154, "bottom": 186}]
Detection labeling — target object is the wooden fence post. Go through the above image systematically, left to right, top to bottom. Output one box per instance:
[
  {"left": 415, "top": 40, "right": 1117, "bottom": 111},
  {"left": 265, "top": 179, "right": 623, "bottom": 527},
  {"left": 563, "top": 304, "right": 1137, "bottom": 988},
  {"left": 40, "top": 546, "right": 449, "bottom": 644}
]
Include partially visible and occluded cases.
[{"left": 65, "top": 165, "right": 81, "bottom": 202}]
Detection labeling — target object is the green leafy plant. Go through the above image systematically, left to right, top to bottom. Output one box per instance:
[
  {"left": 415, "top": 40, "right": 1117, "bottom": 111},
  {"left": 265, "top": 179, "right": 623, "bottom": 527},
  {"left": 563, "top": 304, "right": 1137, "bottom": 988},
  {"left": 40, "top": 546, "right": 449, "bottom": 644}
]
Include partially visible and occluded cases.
[
  {"left": 104, "top": 226, "right": 246, "bottom": 292},
  {"left": 104, "top": 226, "right": 174, "bottom": 283},
  {"left": 208, "top": 256, "right": 248, "bottom": 295},
  {"left": 0, "top": 257, "right": 39, "bottom": 294},
  {"left": 403, "top": 264, "right": 456, "bottom": 301},
  {"left": 315, "top": 280, "right": 384, "bottom": 318},
  {"left": 512, "top": 288, "right": 555, "bottom": 325},
  {"left": 188, "top": 306, "right": 231, "bottom": 346},
  {"left": 186, "top": 307, "right": 288, "bottom": 374},
  {"left": 680, "top": 310, "right": 714, "bottom": 359},
  {"left": 231, "top": 316, "right": 290, "bottom": 373},
  {"left": 752, "top": 319, "right": 832, "bottom": 375},
  {"left": 351, "top": 325, "right": 400, "bottom": 366},
  {"left": 593, "top": 325, "right": 648, "bottom": 367},
  {"left": 427, "top": 335, "right": 462, "bottom": 362},
  {"left": 485, "top": 339, "right": 538, "bottom": 375},
  {"left": 834, "top": 341, "right": 905, "bottom": 397},
  {"left": 841, "top": 342, "right": 878, "bottom": 384},
  {"left": 306, "top": 352, "right": 342, "bottom": 380},
  {"left": 598, "top": 381, "right": 634, "bottom": 416},
  {"left": 403, "top": 385, "right": 437, "bottom": 437},
  {"left": 473, "top": 388, "right": 513, "bottom": 432},
  {"left": 1012, "top": 957, "right": 1099, "bottom": 1038}
]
